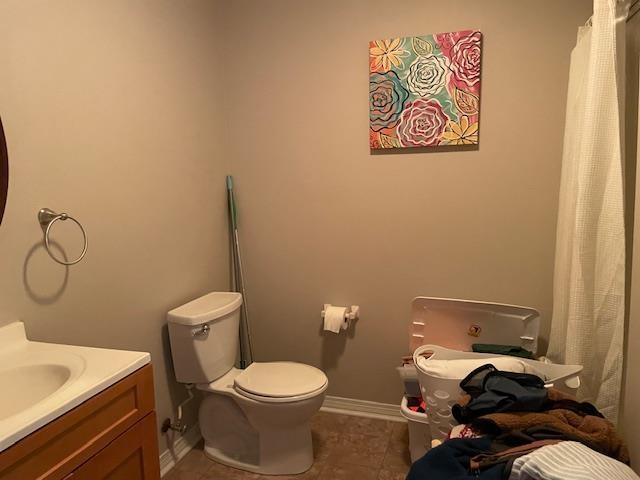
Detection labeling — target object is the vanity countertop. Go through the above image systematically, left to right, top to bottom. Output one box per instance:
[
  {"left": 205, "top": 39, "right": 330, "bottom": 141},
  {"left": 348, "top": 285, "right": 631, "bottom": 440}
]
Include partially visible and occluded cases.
[{"left": 0, "top": 322, "right": 150, "bottom": 452}]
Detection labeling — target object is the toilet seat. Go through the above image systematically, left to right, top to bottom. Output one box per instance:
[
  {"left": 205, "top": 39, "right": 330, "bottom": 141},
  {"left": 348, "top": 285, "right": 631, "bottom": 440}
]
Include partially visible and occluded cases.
[{"left": 234, "top": 362, "right": 328, "bottom": 403}]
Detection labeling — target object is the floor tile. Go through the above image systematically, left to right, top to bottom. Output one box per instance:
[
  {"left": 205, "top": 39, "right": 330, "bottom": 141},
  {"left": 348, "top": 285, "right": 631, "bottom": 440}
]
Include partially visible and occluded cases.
[
  {"left": 310, "top": 411, "right": 350, "bottom": 434},
  {"left": 342, "top": 416, "right": 395, "bottom": 437},
  {"left": 385, "top": 422, "right": 412, "bottom": 472},
  {"left": 390, "top": 422, "right": 409, "bottom": 444},
  {"left": 311, "top": 429, "right": 340, "bottom": 461},
  {"left": 326, "top": 432, "right": 389, "bottom": 468},
  {"left": 336, "top": 432, "right": 389, "bottom": 452},
  {"left": 381, "top": 445, "right": 412, "bottom": 473},
  {"left": 174, "top": 448, "right": 213, "bottom": 474},
  {"left": 203, "top": 460, "right": 261, "bottom": 479},
  {"left": 256, "top": 460, "right": 325, "bottom": 480},
  {"left": 317, "top": 463, "right": 379, "bottom": 480},
  {"left": 164, "top": 469, "right": 203, "bottom": 480},
  {"left": 378, "top": 469, "right": 408, "bottom": 480}
]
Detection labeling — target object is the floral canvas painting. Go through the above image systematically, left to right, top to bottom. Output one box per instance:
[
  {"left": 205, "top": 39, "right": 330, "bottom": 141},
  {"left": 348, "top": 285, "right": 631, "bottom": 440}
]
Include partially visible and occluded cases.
[{"left": 369, "top": 30, "right": 482, "bottom": 149}]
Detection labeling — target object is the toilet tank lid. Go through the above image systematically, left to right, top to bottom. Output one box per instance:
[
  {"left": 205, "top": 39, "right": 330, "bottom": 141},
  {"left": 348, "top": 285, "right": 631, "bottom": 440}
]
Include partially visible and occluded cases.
[{"left": 167, "top": 292, "right": 242, "bottom": 325}]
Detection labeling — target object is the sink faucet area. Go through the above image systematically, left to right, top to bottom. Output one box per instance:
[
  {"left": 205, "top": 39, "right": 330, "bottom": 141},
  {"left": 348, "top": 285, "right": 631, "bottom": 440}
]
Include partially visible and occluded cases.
[{"left": 0, "top": 322, "right": 149, "bottom": 452}]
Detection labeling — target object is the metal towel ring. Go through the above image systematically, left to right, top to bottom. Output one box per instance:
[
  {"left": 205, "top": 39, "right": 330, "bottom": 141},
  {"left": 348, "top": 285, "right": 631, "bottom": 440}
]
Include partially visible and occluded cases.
[{"left": 38, "top": 208, "right": 88, "bottom": 265}]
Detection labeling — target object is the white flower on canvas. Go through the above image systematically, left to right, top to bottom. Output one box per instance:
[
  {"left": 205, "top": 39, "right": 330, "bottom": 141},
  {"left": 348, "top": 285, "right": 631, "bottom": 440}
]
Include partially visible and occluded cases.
[{"left": 406, "top": 55, "right": 450, "bottom": 97}]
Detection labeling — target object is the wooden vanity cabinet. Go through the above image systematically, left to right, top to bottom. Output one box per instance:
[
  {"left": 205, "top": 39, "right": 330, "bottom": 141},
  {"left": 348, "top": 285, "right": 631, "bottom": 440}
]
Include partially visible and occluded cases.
[{"left": 0, "top": 364, "right": 161, "bottom": 480}]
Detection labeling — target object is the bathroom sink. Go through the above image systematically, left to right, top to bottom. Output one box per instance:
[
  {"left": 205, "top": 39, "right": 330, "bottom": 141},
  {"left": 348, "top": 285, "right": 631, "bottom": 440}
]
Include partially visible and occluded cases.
[
  {"left": 0, "top": 322, "right": 149, "bottom": 452},
  {"left": 0, "top": 365, "right": 72, "bottom": 421}
]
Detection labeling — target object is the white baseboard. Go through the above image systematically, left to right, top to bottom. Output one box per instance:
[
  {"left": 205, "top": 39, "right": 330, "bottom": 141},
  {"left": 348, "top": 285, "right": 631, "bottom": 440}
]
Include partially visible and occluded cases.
[
  {"left": 321, "top": 395, "right": 405, "bottom": 422},
  {"left": 159, "top": 426, "right": 203, "bottom": 477}
]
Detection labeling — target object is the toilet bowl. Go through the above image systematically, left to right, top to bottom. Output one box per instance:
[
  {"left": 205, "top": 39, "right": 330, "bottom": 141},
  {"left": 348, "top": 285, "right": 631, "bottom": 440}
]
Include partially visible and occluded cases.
[
  {"left": 167, "top": 292, "right": 328, "bottom": 475},
  {"left": 199, "top": 364, "right": 327, "bottom": 474}
]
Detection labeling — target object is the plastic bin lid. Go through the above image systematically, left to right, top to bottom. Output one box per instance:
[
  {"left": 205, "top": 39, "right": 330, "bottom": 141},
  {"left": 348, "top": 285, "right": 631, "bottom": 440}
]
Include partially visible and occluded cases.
[{"left": 410, "top": 297, "right": 540, "bottom": 355}]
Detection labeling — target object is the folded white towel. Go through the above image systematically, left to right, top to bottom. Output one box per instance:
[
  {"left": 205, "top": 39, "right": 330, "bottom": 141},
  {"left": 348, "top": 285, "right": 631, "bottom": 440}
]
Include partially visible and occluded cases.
[
  {"left": 416, "top": 356, "right": 527, "bottom": 380},
  {"left": 509, "top": 441, "right": 639, "bottom": 480}
]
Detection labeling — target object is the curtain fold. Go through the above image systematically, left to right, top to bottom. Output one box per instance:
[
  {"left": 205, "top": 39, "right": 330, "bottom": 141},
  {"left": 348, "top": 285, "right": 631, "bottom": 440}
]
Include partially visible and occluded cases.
[{"left": 548, "top": 0, "right": 628, "bottom": 423}]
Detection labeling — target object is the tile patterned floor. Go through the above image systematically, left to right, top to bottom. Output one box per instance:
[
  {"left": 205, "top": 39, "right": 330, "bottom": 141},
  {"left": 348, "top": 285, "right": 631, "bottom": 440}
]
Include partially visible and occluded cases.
[{"left": 165, "top": 412, "right": 411, "bottom": 480}]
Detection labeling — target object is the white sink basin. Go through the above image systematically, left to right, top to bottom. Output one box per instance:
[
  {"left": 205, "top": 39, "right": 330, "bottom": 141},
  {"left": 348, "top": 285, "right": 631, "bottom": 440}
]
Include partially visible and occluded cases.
[
  {"left": 0, "top": 322, "right": 149, "bottom": 451},
  {"left": 0, "top": 364, "right": 72, "bottom": 421}
]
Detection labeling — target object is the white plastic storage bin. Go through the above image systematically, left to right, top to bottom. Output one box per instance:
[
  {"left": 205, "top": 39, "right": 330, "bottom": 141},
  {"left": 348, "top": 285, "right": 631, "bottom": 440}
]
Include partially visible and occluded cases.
[
  {"left": 413, "top": 344, "right": 583, "bottom": 442},
  {"left": 397, "top": 364, "right": 421, "bottom": 397},
  {"left": 400, "top": 396, "right": 431, "bottom": 462}
]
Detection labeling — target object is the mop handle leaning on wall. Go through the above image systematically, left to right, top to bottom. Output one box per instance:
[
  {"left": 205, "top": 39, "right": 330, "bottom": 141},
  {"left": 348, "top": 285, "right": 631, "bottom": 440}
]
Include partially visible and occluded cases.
[{"left": 227, "top": 175, "right": 254, "bottom": 368}]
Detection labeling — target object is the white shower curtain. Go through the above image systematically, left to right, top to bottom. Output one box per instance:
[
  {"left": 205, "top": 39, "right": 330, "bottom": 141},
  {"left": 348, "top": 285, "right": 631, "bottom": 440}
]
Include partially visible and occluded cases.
[{"left": 548, "top": 0, "right": 628, "bottom": 423}]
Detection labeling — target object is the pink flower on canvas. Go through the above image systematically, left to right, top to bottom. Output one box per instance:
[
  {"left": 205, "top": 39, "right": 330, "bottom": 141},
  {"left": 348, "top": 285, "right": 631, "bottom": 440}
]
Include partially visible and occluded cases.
[
  {"left": 434, "top": 31, "right": 458, "bottom": 54},
  {"left": 448, "top": 31, "right": 482, "bottom": 87},
  {"left": 396, "top": 99, "right": 449, "bottom": 147}
]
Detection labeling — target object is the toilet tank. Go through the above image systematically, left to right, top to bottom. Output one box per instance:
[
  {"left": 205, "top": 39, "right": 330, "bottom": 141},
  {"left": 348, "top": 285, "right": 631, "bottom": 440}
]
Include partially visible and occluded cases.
[{"left": 167, "top": 292, "right": 242, "bottom": 384}]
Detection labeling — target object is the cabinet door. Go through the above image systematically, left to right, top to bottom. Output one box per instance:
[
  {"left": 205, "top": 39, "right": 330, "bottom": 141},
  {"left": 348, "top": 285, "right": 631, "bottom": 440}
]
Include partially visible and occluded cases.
[
  {"left": 0, "top": 364, "right": 155, "bottom": 480},
  {"left": 70, "top": 413, "right": 160, "bottom": 480}
]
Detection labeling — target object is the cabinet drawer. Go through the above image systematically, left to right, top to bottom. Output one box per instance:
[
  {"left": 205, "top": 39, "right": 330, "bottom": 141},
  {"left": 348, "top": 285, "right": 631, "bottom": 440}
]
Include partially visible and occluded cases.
[
  {"left": 0, "top": 364, "right": 155, "bottom": 480},
  {"left": 67, "top": 413, "right": 160, "bottom": 480}
]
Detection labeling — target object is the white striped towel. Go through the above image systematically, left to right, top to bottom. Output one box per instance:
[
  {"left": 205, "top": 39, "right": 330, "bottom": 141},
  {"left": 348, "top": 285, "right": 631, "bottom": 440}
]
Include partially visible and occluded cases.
[{"left": 508, "top": 441, "right": 639, "bottom": 480}]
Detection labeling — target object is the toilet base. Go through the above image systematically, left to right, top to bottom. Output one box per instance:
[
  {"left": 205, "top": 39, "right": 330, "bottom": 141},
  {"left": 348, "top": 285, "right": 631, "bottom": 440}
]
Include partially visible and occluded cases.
[
  {"left": 198, "top": 386, "right": 322, "bottom": 475},
  {"left": 203, "top": 424, "right": 314, "bottom": 475}
]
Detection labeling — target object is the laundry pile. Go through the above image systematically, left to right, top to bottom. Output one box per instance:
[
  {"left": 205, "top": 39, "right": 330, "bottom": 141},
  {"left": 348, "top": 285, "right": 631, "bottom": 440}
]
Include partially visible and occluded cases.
[{"left": 407, "top": 364, "right": 638, "bottom": 480}]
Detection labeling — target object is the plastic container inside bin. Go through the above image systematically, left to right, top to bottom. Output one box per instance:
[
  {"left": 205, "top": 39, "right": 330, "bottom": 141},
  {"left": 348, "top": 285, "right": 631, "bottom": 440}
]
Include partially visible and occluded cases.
[{"left": 397, "top": 364, "right": 421, "bottom": 397}]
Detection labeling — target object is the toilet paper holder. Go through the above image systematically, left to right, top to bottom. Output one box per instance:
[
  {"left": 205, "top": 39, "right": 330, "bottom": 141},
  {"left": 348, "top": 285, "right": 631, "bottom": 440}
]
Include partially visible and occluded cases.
[{"left": 321, "top": 304, "right": 360, "bottom": 323}]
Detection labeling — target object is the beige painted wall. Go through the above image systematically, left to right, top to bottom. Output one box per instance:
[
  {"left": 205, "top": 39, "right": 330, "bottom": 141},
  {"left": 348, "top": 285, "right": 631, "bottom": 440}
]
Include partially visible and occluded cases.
[
  {"left": 0, "top": 0, "right": 228, "bottom": 451},
  {"left": 6, "top": 0, "right": 632, "bottom": 464},
  {"left": 221, "top": 0, "right": 593, "bottom": 404}
]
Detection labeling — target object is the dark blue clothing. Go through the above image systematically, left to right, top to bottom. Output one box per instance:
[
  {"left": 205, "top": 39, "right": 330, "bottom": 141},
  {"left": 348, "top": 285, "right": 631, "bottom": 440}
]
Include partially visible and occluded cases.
[
  {"left": 452, "top": 366, "right": 548, "bottom": 423},
  {"left": 406, "top": 437, "right": 505, "bottom": 480}
]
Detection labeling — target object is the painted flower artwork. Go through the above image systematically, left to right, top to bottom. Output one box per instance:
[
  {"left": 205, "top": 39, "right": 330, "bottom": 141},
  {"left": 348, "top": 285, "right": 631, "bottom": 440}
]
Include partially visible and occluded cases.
[{"left": 369, "top": 31, "right": 482, "bottom": 149}]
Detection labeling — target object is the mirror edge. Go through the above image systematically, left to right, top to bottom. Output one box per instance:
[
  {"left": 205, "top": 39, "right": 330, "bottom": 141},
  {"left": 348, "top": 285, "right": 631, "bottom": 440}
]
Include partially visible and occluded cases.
[{"left": 0, "top": 117, "right": 7, "bottom": 225}]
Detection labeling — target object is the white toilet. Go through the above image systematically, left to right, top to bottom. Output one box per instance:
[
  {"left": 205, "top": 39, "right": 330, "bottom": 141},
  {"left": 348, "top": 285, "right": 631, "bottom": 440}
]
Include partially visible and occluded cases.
[{"left": 167, "top": 292, "right": 328, "bottom": 475}]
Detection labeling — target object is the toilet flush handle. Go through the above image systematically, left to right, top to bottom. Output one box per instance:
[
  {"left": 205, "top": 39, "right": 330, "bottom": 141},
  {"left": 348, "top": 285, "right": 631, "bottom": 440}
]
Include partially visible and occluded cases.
[{"left": 193, "top": 324, "right": 210, "bottom": 337}]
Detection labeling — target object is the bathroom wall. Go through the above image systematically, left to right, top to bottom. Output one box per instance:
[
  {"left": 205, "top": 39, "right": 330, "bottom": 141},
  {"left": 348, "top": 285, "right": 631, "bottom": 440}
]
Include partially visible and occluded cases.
[
  {"left": 0, "top": 0, "right": 228, "bottom": 453},
  {"left": 2, "top": 0, "right": 621, "bottom": 464},
  {"left": 221, "top": 0, "right": 594, "bottom": 404}
]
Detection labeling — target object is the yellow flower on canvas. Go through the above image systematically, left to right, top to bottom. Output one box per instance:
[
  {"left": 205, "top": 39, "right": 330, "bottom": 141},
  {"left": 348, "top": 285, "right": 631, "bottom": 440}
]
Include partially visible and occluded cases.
[
  {"left": 369, "top": 38, "right": 410, "bottom": 72},
  {"left": 441, "top": 116, "right": 479, "bottom": 145}
]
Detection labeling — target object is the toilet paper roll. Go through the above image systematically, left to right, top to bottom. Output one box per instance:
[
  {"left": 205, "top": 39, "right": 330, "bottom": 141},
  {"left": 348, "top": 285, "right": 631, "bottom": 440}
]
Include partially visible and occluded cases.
[{"left": 323, "top": 306, "right": 348, "bottom": 333}]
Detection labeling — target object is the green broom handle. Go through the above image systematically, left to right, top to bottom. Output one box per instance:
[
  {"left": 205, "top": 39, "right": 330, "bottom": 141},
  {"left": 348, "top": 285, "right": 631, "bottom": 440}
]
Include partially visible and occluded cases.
[{"left": 226, "top": 175, "right": 238, "bottom": 230}]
